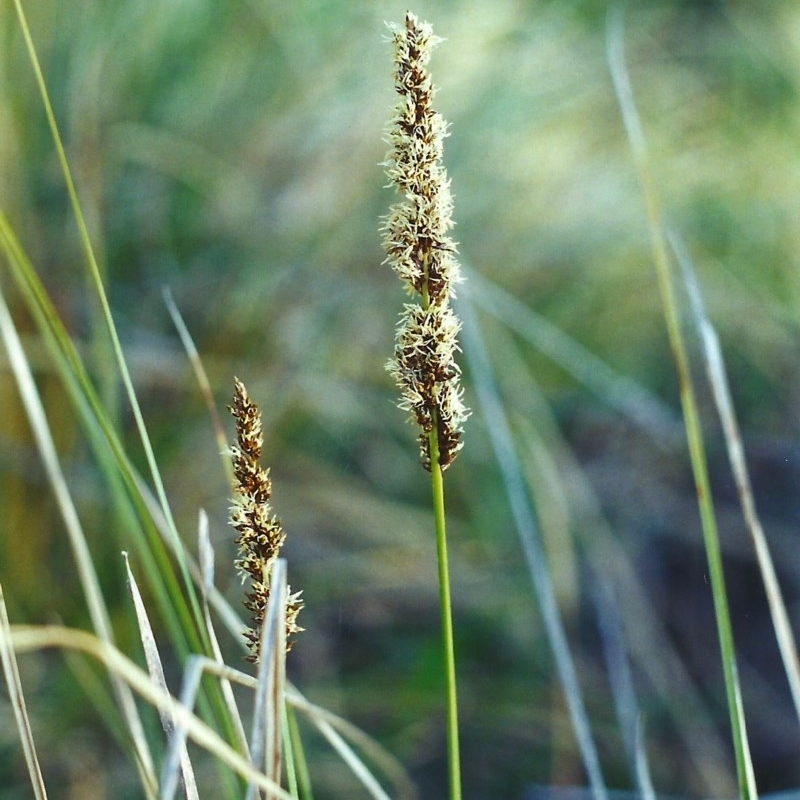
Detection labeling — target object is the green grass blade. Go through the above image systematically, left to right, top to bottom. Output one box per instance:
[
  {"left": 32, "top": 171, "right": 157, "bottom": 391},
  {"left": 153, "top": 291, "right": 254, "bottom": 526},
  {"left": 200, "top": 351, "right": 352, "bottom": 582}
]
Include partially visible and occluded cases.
[
  {"left": 10, "top": 0, "right": 206, "bottom": 646},
  {"left": 606, "top": 10, "right": 757, "bottom": 799},
  {"left": 0, "top": 215, "right": 196, "bottom": 656},
  {"left": 0, "top": 217, "right": 244, "bottom": 795},
  {"left": 671, "top": 231, "right": 800, "bottom": 726},
  {"left": 285, "top": 705, "right": 311, "bottom": 800}
]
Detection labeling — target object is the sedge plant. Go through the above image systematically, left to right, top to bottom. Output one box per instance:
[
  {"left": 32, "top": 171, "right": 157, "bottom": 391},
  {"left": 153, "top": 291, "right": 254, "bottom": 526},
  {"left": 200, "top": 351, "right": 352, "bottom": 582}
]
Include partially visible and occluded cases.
[
  {"left": 6, "top": 1, "right": 799, "bottom": 796},
  {"left": 381, "top": 13, "right": 470, "bottom": 800}
]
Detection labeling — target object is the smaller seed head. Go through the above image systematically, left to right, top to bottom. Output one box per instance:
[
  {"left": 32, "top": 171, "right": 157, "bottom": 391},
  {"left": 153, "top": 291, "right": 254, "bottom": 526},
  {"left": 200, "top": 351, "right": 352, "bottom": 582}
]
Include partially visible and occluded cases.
[{"left": 228, "top": 378, "right": 303, "bottom": 661}]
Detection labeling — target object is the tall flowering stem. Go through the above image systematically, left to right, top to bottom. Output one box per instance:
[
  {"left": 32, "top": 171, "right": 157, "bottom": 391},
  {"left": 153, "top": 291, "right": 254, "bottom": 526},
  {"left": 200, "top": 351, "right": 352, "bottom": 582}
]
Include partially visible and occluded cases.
[
  {"left": 382, "top": 13, "right": 468, "bottom": 800},
  {"left": 228, "top": 378, "right": 303, "bottom": 662}
]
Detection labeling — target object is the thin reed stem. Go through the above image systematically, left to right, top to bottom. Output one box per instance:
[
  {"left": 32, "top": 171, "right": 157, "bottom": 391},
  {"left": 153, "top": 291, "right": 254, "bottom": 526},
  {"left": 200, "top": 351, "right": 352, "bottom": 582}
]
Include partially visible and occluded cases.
[
  {"left": 381, "top": 14, "right": 469, "bottom": 800},
  {"left": 429, "top": 427, "right": 461, "bottom": 800}
]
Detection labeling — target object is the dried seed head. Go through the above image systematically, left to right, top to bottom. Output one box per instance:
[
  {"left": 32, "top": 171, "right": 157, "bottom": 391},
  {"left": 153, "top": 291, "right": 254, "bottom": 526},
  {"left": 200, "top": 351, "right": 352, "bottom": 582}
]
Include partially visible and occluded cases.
[
  {"left": 382, "top": 12, "right": 469, "bottom": 471},
  {"left": 228, "top": 378, "right": 303, "bottom": 661}
]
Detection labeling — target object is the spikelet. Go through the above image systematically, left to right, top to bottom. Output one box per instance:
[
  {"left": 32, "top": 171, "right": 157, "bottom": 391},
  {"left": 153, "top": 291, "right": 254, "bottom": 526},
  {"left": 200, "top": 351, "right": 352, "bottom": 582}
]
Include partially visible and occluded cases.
[
  {"left": 381, "top": 11, "right": 469, "bottom": 471},
  {"left": 228, "top": 377, "right": 303, "bottom": 661}
]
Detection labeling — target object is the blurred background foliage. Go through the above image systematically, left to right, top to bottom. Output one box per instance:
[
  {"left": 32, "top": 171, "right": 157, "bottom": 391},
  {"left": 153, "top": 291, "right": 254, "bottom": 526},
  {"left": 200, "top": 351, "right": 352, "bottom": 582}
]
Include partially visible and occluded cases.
[{"left": 2, "top": 0, "right": 800, "bottom": 798}]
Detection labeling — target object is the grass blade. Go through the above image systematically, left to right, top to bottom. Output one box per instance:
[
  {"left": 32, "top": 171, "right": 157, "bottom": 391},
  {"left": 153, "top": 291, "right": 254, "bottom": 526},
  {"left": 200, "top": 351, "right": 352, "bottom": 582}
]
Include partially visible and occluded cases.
[
  {"left": 10, "top": 0, "right": 206, "bottom": 647},
  {"left": 606, "top": 9, "right": 757, "bottom": 798},
  {"left": 0, "top": 214, "right": 197, "bottom": 662},
  {"left": 671, "top": 231, "right": 800, "bottom": 726},
  {"left": 0, "top": 281, "right": 158, "bottom": 795},
  {"left": 163, "top": 288, "right": 233, "bottom": 484},
  {"left": 197, "top": 511, "right": 250, "bottom": 754},
  {"left": 125, "top": 555, "right": 199, "bottom": 800},
  {"left": 246, "top": 558, "right": 287, "bottom": 800},
  {"left": 591, "top": 576, "right": 640, "bottom": 787},
  {"left": 0, "top": 584, "right": 48, "bottom": 800},
  {"left": 9, "top": 624, "right": 294, "bottom": 800},
  {"left": 286, "top": 687, "right": 417, "bottom": 800},
  {"left": 634, "top": 717, "right": 657, "bottom": 800}
]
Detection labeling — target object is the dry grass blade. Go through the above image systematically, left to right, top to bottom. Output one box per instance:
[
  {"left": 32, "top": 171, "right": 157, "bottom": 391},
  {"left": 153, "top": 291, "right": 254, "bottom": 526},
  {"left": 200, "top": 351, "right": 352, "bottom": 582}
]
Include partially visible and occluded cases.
[
  {"left": 671, "top": 231, "right": 800, "bottom": 725},
  {"left": 0, "top": 283, "right": 158, "bottom": 795},
  {"left": 148, "top": 506, "right": 407, "bottom": 796},
  {"left": 197, "top": 510, "right": 250, "bottom": 753},
  {"left": 125, "top": 555, "right": 199, "bottom": 800},
  {"left": 247, "top": 558, "right": 287, "bottom": 800},
  {"left": 0, "top": 584, "right": 47, "bottom": 800},
  {"left": 9, "top": 625, "right": 294, "bottom": 799},
  {"left": 161, "top": 654, "right": 255, "bottom": 800},
  {"left": 162, "top": 655, "right": 409, "bottom": 800},
  {"left": 288, "top": 695, "right": 393, "bottom": 800},
  {"left": 310, "top": 719, "right": 392, "bottom": 800}
]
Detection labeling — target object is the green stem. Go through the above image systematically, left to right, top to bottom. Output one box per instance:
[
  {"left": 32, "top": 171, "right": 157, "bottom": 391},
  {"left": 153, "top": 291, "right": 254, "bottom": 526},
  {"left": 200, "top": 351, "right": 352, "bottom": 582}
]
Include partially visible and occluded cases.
[
  {"left": 606, "top": 18, "right": 756, "bottom": 797},
  {"left": 653, "top": 228, "right": 755, "bottom": 800},
  {"left": 428, "top": 426, "right": 461, "bottom": 800},
  {"left": 285, "top": 703, "right": 312, "bottom": 800}
]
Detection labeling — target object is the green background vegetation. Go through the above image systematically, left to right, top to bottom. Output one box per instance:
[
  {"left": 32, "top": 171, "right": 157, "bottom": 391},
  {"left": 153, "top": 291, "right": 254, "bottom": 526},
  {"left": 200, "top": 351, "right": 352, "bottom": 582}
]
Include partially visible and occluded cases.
[{"left": 2, "top": 1, "right": 800, "bottom": 797}]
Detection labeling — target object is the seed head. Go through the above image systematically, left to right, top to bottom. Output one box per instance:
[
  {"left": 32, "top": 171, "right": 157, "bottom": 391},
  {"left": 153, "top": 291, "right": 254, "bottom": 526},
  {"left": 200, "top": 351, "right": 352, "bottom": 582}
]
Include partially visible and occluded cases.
[
  {"left": 382, "top": 12, "right": 469, "bottom": 470},
  {"left": 228, "top": 378, "right": 303, "bottom": 660}
]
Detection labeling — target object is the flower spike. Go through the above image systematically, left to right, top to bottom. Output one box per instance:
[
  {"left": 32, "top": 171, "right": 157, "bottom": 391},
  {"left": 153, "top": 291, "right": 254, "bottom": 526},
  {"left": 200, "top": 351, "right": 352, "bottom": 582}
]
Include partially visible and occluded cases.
[
  {"left": 382, "top": 11, "right": 469, "bottom": 470},
  {"left": 228, "top": 378, "right": 303, "bottom": 661}
]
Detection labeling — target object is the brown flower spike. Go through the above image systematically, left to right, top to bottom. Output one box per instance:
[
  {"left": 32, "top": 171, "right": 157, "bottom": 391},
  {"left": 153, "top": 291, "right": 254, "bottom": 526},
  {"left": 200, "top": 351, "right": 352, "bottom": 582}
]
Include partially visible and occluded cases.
[
  {"left": 382, "top": 11, "right": 469, "bottom": 471},
  {"left": 228, "top": 378, "right": 303, "bottom": 661}
]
